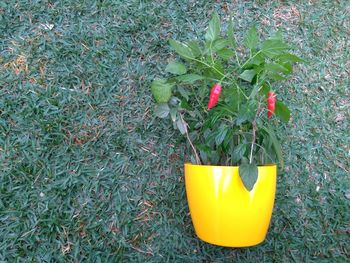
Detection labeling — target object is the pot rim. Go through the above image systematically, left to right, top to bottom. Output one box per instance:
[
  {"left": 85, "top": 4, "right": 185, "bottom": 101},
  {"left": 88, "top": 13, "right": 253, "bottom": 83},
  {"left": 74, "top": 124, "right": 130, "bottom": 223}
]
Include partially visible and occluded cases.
[{"left": 184, "top": 163, "right": 277, "bottom": 168}]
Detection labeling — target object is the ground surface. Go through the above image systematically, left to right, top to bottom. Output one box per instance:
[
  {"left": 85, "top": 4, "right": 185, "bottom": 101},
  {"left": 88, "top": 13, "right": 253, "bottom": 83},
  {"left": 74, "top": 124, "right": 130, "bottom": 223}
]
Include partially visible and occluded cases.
[{"left": 1, "top": 0, "right": 349, "bottom": 262}]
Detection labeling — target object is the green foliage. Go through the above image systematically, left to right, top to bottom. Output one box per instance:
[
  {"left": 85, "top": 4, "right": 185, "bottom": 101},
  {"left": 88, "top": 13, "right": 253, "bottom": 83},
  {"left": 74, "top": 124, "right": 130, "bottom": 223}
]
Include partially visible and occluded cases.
[
  {"left": 151, "top": 12, "right": 304, "bottom": 190},
  {"left": 205, "top": 12, "right": 220, "bottom": 42},
  {"left": 227, "top": 17, "right": 237, "bottom": 48},
  {"left": 244, "top": 26, "right": 259, "bottom": 50},
  {"left": 169, "top": 39, "right": 195, "bottom": 59},
  {"left": 261, "top": 39, "right": 290, "bottom": 58},
  {"left": 217, "top": 48, "right": 235, "bottom": 60},
  {"left": 165, "top": 61, "right": 187, "bottom": 75},
  {"left": 240, "top": 69, "right": 256, "bottom": 82},
  {"left": 175, "top": 74, "right": 205, "bottom": 83},
  {"left": 151, "top": 79, "right": 173, "bottom": 103},
  {"left": 275, "top": 101, "right": 291, "bottom": 123},
  {"left": 154, "top": 103, "right": 170, "bottom": 118},
  {"left": 176, "top": 116, "right": 187, "bottom": 135},
  {"left": 263, "top": 124, "right": 284, "bottom": 169},
  {"left": 232, "top": 143, "right": 247, "bottom": 163},
  {"left": 239, "top": 163, "right": 259, "bottom": 191}
]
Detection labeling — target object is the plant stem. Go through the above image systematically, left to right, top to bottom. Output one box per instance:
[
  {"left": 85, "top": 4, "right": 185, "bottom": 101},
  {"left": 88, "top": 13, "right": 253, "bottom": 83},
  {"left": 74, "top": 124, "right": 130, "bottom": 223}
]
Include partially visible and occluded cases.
[
  {"left": 236, "top": 84, "right": 249, "bottom": 100},
  {"left": 249, "top": 100, "right": 264, "bottom": 164},
  {"left": 179, "top": 113, "right": 201, "bottom": 165},
  {"left": 249, "top": 119, "right": 256, "bottom": 164}
]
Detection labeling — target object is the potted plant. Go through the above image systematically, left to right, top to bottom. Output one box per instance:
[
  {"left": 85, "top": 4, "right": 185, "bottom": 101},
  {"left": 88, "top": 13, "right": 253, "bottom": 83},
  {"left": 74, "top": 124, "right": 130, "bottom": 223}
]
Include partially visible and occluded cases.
[{"left": 150, "top": 13, "right": 304, "bottom": 247}]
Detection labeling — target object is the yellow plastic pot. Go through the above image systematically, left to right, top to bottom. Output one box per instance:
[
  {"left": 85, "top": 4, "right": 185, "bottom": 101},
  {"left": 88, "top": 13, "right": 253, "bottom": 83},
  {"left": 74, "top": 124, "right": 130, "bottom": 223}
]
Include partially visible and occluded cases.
[{"left": 184, "top": 163, "right": 277, "bottom": 247}]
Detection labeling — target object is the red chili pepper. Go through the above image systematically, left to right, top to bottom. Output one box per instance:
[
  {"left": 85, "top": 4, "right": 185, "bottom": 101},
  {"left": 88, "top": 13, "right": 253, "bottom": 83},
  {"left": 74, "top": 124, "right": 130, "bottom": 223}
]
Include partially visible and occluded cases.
[
  {"left": 207, "top": 83, "right": 222, "bottom": 110},
  {"left": 267, "top": 91, "right": 276, "bottom": 119}
]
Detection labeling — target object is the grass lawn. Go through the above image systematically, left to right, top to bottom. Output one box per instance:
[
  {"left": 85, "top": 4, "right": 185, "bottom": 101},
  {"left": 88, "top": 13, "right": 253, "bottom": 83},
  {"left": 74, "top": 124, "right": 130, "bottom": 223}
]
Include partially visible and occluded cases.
[{"left": 1, "top": 0, "right": 349, "bottom": 262}]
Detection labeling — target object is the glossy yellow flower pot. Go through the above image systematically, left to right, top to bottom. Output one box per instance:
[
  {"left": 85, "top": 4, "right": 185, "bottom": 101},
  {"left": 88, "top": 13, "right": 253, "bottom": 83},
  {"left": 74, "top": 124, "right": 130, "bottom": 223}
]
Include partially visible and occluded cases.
[{"left": 184, "top": 163, "right": 277, "bottom": 247}]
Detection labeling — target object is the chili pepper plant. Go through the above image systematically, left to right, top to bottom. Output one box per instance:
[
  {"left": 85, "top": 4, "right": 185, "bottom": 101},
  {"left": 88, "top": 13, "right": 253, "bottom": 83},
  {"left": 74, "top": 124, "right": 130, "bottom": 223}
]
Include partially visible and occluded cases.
[{"left": 151, "top": 13, "right": 304, "bottom": 190}]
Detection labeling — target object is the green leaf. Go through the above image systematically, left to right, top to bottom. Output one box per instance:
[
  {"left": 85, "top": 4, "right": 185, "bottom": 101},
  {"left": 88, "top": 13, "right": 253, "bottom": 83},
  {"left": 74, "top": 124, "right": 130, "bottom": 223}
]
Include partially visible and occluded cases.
[
  {"left": 205, "top": 12, "right": 220, "bottom": 42},
  {"left": 227, "top": 17, "right": 236, "bottom": 47},
  {"left": 244, "top": 26, "right": 258, "bottom": 50},
  {"left": 270, "top": 31, "right": 283, "bottom": 41},
  {"left": 212, "top": 38, "right": 230, "bottom": 52},
  {"left": 169, "top": 39, "right": 194, "bottom": 59},
  {"left": 261, "top": 39, "right": 289, "bottom": 58},
  {"left": 187, "top": 41, "right": 202, "bottom": 57},
  {"left": 217, "top": 48, "right": 235, "bottom": 60},
  {"left": 249, "top": 53, "right": 265, "bottom": 66},
  {"left": 276, "top": 53, "right": 305, "bottom": 63},
  {"left": 165, "top": 61, "right": 187, "bottom": 75},
  {"left": 212, "top": 61, "right": 224, "bottom": 78},
  {"left": 262, "top": 63, "right": 290, "bottom": 81},
  {"left": 264, "top": 63, "right": 290, "bottom": 74},
  {"left": 281, "top": 63, "right": 293, "bottom": 74},
  {"left": 239, "top": 69, "right": 256, "bottom": 82},
  {"left": 267, "top": 73, "right": 287, "bottom": 81},
  {"left": 176, "top": 74, "right": 205, "bottom": 83},
  {"left": 151, "top": 79, "right": 173, "bottom": 103},
  {"left": 259, "top": 83, "right": 270, "bottom": 96},
  {"left": 249, "top": 84, "right": 261, "bottom": 99},
  {"left": 197, "top": 85, "right": 207, "bottom": 100},
  {"left": 223, "top": 85, "right": 242, "bottom": 111},
  {"left": 177, "top": 86, "right": 190, "bottom": 101},
  {"left": 168, "top": 96, "right": 180, "bottom": 107},
  {"left": 180, "top": 99, "right": 190, "bottom": 110},
  {"left": 236, "top": 101, "right": 256, "bottom": 125},
  {"left": 275, "top": 101, "right": 291, "bottom": 123},
  {"left": 154, "top": 103, "right": 170, "bottom": 118},
  {"left": 170, "top": 108, "right": 177, "bottom": 123},
  {"left": 236, "top": 109, "right": 249, "bottom": 125},
  {"left": 176, "top": 117, "right": 187, "bottom": 135},
  {"left": 215, "top": 125, "right": 228, "bottom": 146},
  {"left": 263, "top": 125, "right": 284, "bottom": 169},
  {"left": 222, "top": 129, "right": 234, "bottom": 149},
  {"left": 232, "top": 143, "right": 247, "bottom": 163},
  {"left": 198, "top": 144, "right": 211, "bottom": 164},
  {"left": 209, "top": 151, "right": 220, "bottom": 165},
  {"left": 241, "top": 157, "right": 249, "bottom": 165},
  {"left": 239, "top": 163, "right": 258, "bottom": 191}
]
